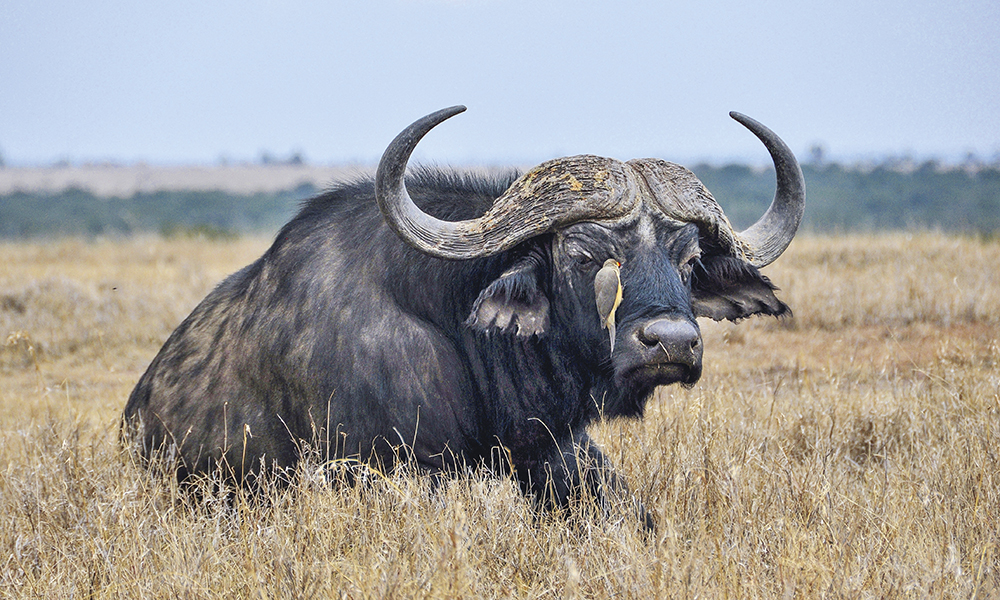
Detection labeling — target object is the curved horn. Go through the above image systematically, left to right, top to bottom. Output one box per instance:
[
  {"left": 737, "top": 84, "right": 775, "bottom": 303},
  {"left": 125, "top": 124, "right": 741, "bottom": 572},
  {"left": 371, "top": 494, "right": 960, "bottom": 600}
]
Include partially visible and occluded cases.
[
  {"left": 375, "top": 106, "right": 477, "bottom": 259},
  {"left": 376, "top": 107, "right": 639, "bottom": 260},
  {"left": 729, "top": 112, "right": 806, "bottom": 267}
]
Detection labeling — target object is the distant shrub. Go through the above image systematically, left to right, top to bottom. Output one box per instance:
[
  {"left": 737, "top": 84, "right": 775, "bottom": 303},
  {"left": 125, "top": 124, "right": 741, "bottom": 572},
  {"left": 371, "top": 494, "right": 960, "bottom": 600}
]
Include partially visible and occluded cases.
[{"left": 159, "top": 222, "right": 238, "bottom": 240}]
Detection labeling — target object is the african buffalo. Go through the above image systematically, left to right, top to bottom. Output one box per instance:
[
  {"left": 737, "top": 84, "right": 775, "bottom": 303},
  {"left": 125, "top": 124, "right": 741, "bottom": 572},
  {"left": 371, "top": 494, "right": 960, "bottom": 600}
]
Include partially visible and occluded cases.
[{"left": 123, "top": 106, "right": 804, "bottom": 526}]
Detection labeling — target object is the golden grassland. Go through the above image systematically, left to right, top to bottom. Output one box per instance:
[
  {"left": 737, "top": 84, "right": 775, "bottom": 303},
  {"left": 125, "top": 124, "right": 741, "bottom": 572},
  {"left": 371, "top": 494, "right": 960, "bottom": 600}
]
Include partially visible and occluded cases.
[{"left": 0, "top": 232, "right": 998, "bottom": 598}]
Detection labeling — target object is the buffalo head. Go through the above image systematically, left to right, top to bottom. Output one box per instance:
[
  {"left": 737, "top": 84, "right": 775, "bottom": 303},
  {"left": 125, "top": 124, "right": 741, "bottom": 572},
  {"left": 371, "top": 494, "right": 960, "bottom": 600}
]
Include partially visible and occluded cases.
[{"left": 376, "top": 106, "right": 803, "bottom": 416}]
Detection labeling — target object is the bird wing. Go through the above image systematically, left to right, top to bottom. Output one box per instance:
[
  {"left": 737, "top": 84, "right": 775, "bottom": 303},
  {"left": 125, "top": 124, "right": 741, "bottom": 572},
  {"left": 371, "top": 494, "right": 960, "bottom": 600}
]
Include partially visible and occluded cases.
[{"left": 594, "top": 267, "right": 621, "bottom": 327}]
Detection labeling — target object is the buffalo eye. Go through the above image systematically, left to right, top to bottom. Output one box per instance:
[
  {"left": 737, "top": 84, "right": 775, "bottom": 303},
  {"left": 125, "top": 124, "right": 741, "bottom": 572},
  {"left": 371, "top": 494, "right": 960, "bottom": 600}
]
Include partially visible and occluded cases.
[
  {"left": 676, "top": 239, "right": 702, "bottom": 285},
  {"left": 566, "top": 248, "right": 597, "bottom": 268},
  {"left": 678, "top": 253, "right": 700, "bottom": 285}
]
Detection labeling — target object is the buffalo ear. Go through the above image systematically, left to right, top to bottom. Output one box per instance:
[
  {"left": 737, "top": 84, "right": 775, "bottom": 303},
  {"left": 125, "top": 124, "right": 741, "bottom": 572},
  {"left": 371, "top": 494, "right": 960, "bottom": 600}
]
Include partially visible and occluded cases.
[
  {"left": 691, "top": 255, "right": 790, "bottom": 321},
  {"left": 466, "top": 257, "right": 549, "bottom": 337}
]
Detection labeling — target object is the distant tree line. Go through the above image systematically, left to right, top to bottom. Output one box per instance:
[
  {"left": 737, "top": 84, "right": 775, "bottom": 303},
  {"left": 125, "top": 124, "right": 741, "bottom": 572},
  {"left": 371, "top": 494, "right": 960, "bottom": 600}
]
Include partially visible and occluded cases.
[
  {"left": 694, "top": 162, "right": 1000, "bottom": 234},
  {"left": 1, "top": 164, "right": 998, "bottom": 238},
  {"left": 0, "top": 184, "right": 313, "bottom": 239}
]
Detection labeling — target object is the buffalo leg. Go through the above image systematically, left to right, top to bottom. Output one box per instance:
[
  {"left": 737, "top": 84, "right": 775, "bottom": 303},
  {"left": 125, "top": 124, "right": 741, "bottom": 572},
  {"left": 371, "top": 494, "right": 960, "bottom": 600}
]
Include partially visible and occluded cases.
[{"left": 516, "top": 433, "right": 654, "bottom": 531}]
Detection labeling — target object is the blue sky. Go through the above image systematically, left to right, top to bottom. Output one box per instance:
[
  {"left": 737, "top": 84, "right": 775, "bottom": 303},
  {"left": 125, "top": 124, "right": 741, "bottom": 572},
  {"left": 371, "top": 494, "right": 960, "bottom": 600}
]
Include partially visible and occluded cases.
[{"left": 2, "top": 0, "right": 998, "bottom": 166}]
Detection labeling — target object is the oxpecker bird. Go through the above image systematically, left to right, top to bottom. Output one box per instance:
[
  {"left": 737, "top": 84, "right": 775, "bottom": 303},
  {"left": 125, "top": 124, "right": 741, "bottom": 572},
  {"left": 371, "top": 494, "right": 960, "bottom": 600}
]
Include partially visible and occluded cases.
[{"left": 594, "top": 259, "right": 623, "bottom": 354}]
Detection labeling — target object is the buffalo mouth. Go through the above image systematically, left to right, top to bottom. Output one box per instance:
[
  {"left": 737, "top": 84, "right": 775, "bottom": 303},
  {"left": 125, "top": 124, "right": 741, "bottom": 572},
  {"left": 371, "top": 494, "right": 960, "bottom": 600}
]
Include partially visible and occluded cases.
[
  {"left": 609, "top": 361, "right": 702, "bottom": 417},
  {"left": 625, "top": 361, "right": 702, "bottom": 389},
  {"left": 632, "top": 363, "right": 701, "bottom": 385}
]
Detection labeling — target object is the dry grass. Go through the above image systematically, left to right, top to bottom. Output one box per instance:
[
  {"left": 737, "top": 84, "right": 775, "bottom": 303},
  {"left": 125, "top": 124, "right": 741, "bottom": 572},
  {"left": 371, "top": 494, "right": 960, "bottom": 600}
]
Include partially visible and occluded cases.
[{"left": 1, "top": 232, "right": 998, "bottom": 598}]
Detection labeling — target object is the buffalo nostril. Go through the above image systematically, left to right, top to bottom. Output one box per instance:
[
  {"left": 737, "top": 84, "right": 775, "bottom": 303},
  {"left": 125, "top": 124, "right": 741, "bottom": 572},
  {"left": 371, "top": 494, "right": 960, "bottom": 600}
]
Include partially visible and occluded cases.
[
  {"left": 639, "top": 319, "right": 703, "bottom": 362},
  {"left": 639, "top": 319, "right": 698, "bottom": 345}
]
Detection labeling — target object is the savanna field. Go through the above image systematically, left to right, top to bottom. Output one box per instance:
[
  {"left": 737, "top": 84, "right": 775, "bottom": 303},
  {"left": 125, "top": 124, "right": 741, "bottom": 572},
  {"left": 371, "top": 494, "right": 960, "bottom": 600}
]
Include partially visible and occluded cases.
[{"left": 0, "top": 233, "right": 997, "bottom": 598}]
